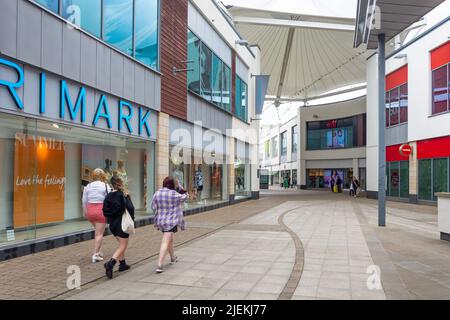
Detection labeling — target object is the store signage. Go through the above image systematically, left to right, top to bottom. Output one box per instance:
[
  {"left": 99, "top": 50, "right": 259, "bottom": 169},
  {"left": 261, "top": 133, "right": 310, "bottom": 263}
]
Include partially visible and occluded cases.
[
  {"left": 0, "top": 57, "right": 153, "bottom": 138},
  {"left": 326, "top": 120, "right": 337, "bottom": 129},
  {"left": 399, "top": 144, "right": 412, "bottom": 157}
]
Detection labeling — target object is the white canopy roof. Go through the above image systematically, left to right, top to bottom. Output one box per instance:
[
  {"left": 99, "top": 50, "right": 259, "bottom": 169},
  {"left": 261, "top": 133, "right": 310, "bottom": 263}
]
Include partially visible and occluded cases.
[{"left": 224, "top": 1, "right": 371, "bottom": 104}]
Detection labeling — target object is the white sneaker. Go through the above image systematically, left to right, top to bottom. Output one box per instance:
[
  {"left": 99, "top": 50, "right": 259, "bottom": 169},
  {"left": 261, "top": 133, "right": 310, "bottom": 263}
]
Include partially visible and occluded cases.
[{"left": 92, "top": 254, "right": 104, "bottom": 263}]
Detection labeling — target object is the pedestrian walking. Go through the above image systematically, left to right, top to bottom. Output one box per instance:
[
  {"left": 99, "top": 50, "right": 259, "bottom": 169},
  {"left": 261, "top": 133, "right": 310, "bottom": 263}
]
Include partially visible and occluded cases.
[
  {"left": 82, "top": 168, "right": 112, "bottom": 263},
  {"left": 336, "top": 175, "right": 343, "bottom": 193},
  {"left": 102, "top": 176, "right": 135, "bottom": 279},
  {"left": 283, "top": 176, "right": 289, "bottom": 189},
  {"left": 353, "top": 176, "right": 360, "bottom": 198},
  {"left": 152, "top": 177, "right": 189, "bottom": 273},
  {"left": 330, "top": 177, "right": 335, "bottom": 193},
  {"left": 349, "top": 178, "right": 355, "bottom": 197}
]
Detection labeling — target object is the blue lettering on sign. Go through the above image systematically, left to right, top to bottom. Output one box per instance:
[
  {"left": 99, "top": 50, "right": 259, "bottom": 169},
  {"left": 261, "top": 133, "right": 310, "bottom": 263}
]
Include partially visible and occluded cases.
[
  {"left": 0, "top": 57, "right": 24, "bottom": 109},
  {"left": 40, "top": 73, "right": 46, "bottom": 114},
  {"left": 60, "top": 80, "right": 86, "bottom": 122},
  {"left": 93, "top": 95, "right": 112, "bottom": 129},
  {"left": 119, "top": 100, "right": 134, "bottom": 133},
  {"left": 139, "top": 107, "right": 151, "bottom": 137}
]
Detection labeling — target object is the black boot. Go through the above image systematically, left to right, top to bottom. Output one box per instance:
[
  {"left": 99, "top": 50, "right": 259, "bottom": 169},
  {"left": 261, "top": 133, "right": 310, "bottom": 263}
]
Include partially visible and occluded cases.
[
  {"left": 104, "top": 258, "right": 116, "bottom": 279},
  {"left": 119, "top": 260, "right": 131, "bottom": 272}
]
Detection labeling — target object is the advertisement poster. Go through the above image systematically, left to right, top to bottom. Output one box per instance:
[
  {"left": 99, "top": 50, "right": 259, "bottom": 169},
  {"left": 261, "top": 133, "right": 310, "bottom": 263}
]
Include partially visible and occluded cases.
[
  {"left": 327, "top": 129, "right": 346, "bottom": 148},
  {"left": 13, "top": 133, "right": 66, "bottom": 228}
]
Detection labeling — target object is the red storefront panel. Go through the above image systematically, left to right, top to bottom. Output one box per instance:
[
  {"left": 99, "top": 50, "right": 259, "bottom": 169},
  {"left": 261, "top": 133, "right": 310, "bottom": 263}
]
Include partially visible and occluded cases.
[
  {"left": 431, "top": 41, "right": 450, "bottom": 70},
  {"left": 386, "top": 65, "right": 408, "bottom": 92},
  {"left": 417, "top": 136, "right": 450, "bottom": 159},
  {"left": 386, "top": 144, "right": 409, "bottom": 162}
]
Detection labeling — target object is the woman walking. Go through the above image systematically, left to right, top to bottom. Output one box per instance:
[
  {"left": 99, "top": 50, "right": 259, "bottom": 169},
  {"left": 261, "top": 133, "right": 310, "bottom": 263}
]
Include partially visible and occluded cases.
[
  {"left": 82, "top": 168, "right": 111, "bottom": 263},
  {"left": 102, "top": 176, "right": 135, "bottom": 279},
  {"left": 152, "top": 177, "right": 188, "bottom": 273}
]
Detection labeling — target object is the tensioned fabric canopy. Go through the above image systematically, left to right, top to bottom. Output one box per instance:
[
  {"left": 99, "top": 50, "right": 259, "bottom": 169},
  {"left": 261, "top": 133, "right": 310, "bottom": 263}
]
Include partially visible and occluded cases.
[{"left": 225, "top": 4, "right": 372, "bottom": 104}]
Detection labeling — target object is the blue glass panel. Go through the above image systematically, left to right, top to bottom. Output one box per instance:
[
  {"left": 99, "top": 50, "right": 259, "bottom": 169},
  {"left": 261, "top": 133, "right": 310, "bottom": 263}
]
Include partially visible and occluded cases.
[
  {"left": 35, "top": 0, "right": 59, "bottom": 13},
  {"left": 62, "top": 0, "right": 101, "bottom": 37},
  {"left": 103, "top": 0, "right": 133, "bottom": 55},
  {"left": 134, "top": 0, "right": 159, "bottom": 69},
  {"left": 187, "top": 31, "right": 201, "bottom": 94},
  {"left": 200, "top": 43, "right": 212, "bottom": 101},
  {"left": 212, "top": 54, "right": 222, "bottom": 106},
  {"left": 222, "top": 64, "right": 231, "bottom": 111},
  {"left": 235, "top": 76, "right": 241, "bottom": 119},
  {"left": 241, "top": 80, "right": 247, "bottom": 122}
]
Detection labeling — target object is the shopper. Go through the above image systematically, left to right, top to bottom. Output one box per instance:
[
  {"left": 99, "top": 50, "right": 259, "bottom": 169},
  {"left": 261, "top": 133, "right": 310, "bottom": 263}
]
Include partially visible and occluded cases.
[
  {"left": 82, "top": 168, "right": 111, "bottom": 263},
  {"left": 336, "top": 175, "right": 343, "bottom": 193},
  {"left": 102, "top": 176, "right": 135, "bottom": 279},
  {"left": 152, "top": 176, "right": 188, "bottom": 273},
  {"left": 330, "top": 177, "right": 335, "bottom": 193},
  {"left": 353, "top": 177, "right": 360, "bottom": 198},
  {"left": 349, "top": 178, "right": 355, "bottom": 197}
]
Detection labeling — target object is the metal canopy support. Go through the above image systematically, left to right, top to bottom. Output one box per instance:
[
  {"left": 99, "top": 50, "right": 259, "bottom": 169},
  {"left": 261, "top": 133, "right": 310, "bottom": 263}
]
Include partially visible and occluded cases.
[
  {"left": 274, "top": 27, "right": 296, "bottom": 108},
  {"left": 378, "top": 33, "right": 386, "bottom": 227}
]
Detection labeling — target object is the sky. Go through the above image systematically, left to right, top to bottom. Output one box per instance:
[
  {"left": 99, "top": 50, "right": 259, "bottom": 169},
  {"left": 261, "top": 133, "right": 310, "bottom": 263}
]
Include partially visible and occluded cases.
[{"left": 220, "top": 0, "right": 358, "bottom": 19}]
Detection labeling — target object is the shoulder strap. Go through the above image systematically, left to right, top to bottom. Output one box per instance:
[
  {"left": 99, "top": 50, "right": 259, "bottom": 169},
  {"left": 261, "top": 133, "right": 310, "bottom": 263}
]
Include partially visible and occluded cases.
[{"left": 105, "top": 183, "right": 109, "bottom": 196}]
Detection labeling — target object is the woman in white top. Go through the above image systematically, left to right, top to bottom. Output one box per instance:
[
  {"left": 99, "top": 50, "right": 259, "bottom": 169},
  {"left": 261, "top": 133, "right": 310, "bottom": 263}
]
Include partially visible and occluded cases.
[{"left": 82, "top": 168, "right": 112, "bottom": 263}]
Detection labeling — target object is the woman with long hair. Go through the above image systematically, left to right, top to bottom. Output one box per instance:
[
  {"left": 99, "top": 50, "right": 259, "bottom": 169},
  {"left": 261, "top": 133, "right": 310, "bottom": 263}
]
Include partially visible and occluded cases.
[
  {"left": 82, "top": 168, "right": 111, "bottom": 263},
  {"left": 102, "top": 176, "right": 135, "bottom": 279},
  {"left": 151, "top": 177, "right": 188, "bottom": 273}
]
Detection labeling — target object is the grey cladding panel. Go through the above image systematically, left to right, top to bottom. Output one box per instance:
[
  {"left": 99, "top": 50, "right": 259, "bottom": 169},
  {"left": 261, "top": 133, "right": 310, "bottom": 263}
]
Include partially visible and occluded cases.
[
  {"left": 0, "top": 0, "right": 18, "bottom": 58},
  {"left": 18, "top": 1, "right": 42, "bottom": 67},
  {"left": 42, "top": 13, "right": 63, "bottom": 74},
  {"left": 62, "top": 27, "right": 81, "bottom": 81},
  {"left": 80, "top": 34, "right": 97, "bottom": 87},
  {"left": 96, "top": 43, "right": 111, "bottom": 92},
  {"left": 110, "top": 51, "right": 124, "bottom": 97},
  {"left": 123, "top": 58, "right": 135, "bottom": 102},
  {"left": 134, "top": 64, "right": 145, "bottom": 105},
  {"left": 144, "top": 70, "right": 156, "bottom": 109},
  {"left": 154, "top": 77, "right": 161, "bottom": 111},
  {"left": 187, "top": 94, "right": 232, "bottom": 133},
  {"left": 386, "top": 124, "right": 408, "bottom": 147}
]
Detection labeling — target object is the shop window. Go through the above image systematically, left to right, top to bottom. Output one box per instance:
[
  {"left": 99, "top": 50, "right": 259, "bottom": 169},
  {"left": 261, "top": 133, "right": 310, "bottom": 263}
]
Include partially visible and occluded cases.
[
  {"left": 35, "top": 0, "right": 59, "bottom": 13},
  {"left": 62, "top": 0, "right": 101, "bottom": 38},
  {"left": 103, "top": 0, "right": 133, "bottom": 55},
  {"left": 133, "top": 0, "right": 159, "bottom": 69},
  {"left": 187, "top": 31, "right": 201, "bottom": 94},
  {"left": 200, "top": 43, "right": 212, "bottom": 101},
  {"left": 212, "top": 54, "right": 223, "bottom": 107},
  {"left": 432, "top": 65, "right": 449, "bottom": 115},
  {"left": 241, "top": 80, "right": 248, "bottom": 122},
  {"left": 399, "top": 84, "right": 408, "bottom": 124},
  {"left": 385, "top": 85, "right": 408, "bottom": 127},
  {"left": 389, "top": 87, "right": 400, "bottom": 126},
  {"left": 385, "top": 92, "right": 390, "bottom": 127},
  {"left": 292, "top": 125, "right": 298, "bottom": 153},
  {"left": 280, "top": 131, "right": 287, "bottom": 157},
  {"left": 271, "top": 136, "right": 278, "bottom": 158},
  {"left": 264, "top": 140, "right": 270, "bottom": 159},
  {"left": 433, "top": 158, "right": 449, "bottom": 201},
  {"left": 419, "top": 159, "right": 432, "bottom": 200},
  {"left": 400, "top": 161, "right": 409, "bottom": 198},
  {"left": 388, "top": 162, "right": 400, "bottom": 197}
]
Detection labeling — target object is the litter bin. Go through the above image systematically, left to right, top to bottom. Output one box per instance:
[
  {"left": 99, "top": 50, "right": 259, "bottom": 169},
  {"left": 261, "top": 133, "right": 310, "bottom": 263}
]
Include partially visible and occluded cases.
[{"left": 436, "top": 193, "right": 450, "bottom": 242}]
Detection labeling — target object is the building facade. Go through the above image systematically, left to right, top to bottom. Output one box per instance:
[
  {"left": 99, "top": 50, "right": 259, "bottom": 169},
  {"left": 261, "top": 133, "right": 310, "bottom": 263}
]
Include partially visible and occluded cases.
[
  {"left": 0, "top": 0, "right": 260, "bottom": 253},
  {"left": 366, "top": 15, "right": 450, "bottom": 204},
  {"left": 260, "top": 96, "right": 367, "bottom": 191}
]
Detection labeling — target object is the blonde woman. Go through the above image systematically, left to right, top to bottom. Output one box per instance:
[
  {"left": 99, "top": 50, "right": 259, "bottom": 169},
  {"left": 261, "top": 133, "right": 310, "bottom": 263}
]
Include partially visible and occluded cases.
[{"left": 82, "top": 168, "right": 112, "bottom": 263}]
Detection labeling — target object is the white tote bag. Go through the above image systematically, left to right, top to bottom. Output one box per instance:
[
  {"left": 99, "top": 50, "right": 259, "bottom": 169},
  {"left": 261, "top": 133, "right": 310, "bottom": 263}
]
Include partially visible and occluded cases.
[{"left": 121, "top": 209, "right": 135, "bottom": 234}]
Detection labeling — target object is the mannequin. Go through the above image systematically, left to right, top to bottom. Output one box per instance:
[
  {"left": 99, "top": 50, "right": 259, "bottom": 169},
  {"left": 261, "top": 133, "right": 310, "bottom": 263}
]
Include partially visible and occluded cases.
[
  {"left": 104, "top": 159, "right": 113, "bottom": 182},
  {"left": 194, "top": 165, "right": 203, "bottom": 203}
]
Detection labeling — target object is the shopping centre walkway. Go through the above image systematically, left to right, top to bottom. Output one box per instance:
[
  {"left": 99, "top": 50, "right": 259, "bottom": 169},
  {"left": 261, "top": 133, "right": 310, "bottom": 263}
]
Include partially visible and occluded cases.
[{"left": 1, "top": 190, "right": 450, "bottom": 300}]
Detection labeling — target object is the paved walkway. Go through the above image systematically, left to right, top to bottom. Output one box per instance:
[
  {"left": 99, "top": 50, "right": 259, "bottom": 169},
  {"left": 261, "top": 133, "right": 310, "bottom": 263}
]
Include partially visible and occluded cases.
[{"left": 1, "top": 190, "right": 450, "bottom": 300}]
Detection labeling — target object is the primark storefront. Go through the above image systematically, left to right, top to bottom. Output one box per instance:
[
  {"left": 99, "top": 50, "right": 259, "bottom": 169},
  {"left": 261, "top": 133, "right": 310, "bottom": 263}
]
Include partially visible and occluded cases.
[{"left": 0, "top": 0, "right": 160, "bottom": 253}]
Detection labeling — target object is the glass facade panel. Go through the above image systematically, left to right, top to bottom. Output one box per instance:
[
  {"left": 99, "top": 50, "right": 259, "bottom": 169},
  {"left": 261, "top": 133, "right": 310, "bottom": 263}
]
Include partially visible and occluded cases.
[
  {"left": 36, "top": 0, "right": 59, "bottom": 13},
  {"left": 62, "top": 0, "right": 101, "bottom": 38},
  {"left": 103, "top": 0, "right": 133, "bottom": 55},
  {"left": 134, "top": 0, "right": 159, "bottom": 69},
  {"left": 187, "top": 31, "right": 200, "bottom": 94},
  {"left": 200, "top": 43, "right": 212, "bottom": 101},
  {"left": 212, "top": 54, "right": 222, "bottom": 106},
  {"left": 222, "top": 64, "right": 231, "bottom": 112},
  {"left": 432, "top": 65, "right": 449, "bottom": 114},
  {"left": 235, "top": 77, "right": 242, "bottom": 118},
  {"left": 240, "top": 80, "right": 248, "bottom": 122},
  {"left": 399, "top": 84, "right": 408, "bottom": 124},
  {"left": 389, "top": 87, "right": 400, "bottom": 126},
  {"left": 385, "top": 91, "right": 390, "bottom": 127},
  {"left": 0, "top": 113, "right": 155, "bottom": 246},
  {"left": 292, "top": 125, "right": 298, "bottom": 153},
  {"left": 280, "top": 131, "right": 287, "bottom": 156},
  {"left": 271, "top": 136, "right": 278, "bottom": 158},
  {"left": 433, "top": 158, "right": 448, "bottom": 201},
  {"left": 419, "top": 159, "right": 432, "bottom": 201},
  {"left": 389, "top": 161, "right": 399, "bottom": 197}
]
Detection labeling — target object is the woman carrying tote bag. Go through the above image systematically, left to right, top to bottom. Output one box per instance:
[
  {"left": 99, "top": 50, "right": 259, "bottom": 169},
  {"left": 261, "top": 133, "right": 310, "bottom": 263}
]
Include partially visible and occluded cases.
[{"left": 102, "top": 176, "right": 135, "bottom": 279}]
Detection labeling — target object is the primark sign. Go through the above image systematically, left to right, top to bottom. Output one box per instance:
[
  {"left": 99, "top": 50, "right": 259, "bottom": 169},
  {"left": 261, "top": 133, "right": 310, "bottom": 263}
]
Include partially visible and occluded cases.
[{"left": 0, "top": 56, "right": 157, "bottom": 139}]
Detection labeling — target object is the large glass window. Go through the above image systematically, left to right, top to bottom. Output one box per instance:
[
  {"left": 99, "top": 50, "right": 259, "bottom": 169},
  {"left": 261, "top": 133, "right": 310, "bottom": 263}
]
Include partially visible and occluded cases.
[
  {"left": 36, "top": 0, "right": 59, "bottom": 13},
  {"left": 62, "top": 0, "right": 101, "bottom": 38},
  {"left": 103, "top": 0, "right": 133, "bottom": 55},
  {"left": 134, "top": 0, "right": 159, "bottom": 69},
  {"left": 187, "top": 31, "right": 201, "bottom": 94},
  {"left": 200, "top": 43, "right": 212, "bottom": 101},
  {"left": 212, "top": 54, "right": 222, "bottom": 106},
  {"left": 222, "top": 64, "right": 231, "bottom": 112},
  {"left": 432, "top": 65, "right": 449, "bottom": 115},
  {"left": 234, "top": 76, "right": 247, "bottom": 122},
  {"left": 235, "top": 77, "right": 242, "bottom": 118},
  {"left": 386, "top": 84, "right": 408, "bottom": 127},
  {"left": 399, "top": 84, "right": 408, "bottom": 124},
  {"left": 389, "top": 87, "right": 400, "bottom": 126},
  {"left": 0, "top": 113, "right": 155, "bottom": 247},
  {"left": 292, "top": 125, "right": 298, "bottom": 153},
  {"left": 280, "top": 131, "right": 287, "bottom": 156},
  {"left": 271, "top": 136, "right": 278, "bottom": 158},
  {"left": 264, "top": 140, "right": 270, "bottom": 159},
  {"left": 419, "top": 158, "right": 450, "bottom": 201},
  {"left": 433, "top": 158, "right": 448, "bottom": 201},
  {"left": 419, "top": 159, "right": 432, "bottom": 200},
  {"left": 400, "top": 161, "right": 409, "bottom": 198}
]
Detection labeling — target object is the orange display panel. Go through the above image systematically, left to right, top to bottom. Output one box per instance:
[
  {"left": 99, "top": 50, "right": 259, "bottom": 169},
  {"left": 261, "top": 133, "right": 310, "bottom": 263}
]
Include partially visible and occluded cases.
[{"left": 13, "top": 133, "right": 65, "bottom": 228}]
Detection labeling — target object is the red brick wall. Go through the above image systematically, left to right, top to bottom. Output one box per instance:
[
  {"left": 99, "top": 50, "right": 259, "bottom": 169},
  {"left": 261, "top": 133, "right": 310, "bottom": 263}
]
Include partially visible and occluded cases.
[{"left": 160, "top": 0, "right": 188, "bottom": 120}]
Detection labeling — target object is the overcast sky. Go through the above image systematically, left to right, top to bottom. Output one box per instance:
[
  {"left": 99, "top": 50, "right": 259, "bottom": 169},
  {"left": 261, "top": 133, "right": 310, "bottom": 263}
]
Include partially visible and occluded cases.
[{"left": 220, "top": 0, "right": 358, "bottom": 19}]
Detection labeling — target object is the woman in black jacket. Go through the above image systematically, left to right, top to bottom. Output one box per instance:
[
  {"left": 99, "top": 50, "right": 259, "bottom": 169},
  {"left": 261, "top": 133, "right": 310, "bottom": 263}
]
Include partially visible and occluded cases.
[{"left": 102, "top": 176, "right": 135, "bottom": 279}]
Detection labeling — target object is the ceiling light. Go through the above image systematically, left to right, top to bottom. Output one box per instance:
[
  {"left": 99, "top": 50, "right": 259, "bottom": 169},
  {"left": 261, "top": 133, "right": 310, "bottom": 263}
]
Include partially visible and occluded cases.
[{"left": 52, "top": 123, "right": 60, "bottom": 129}]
